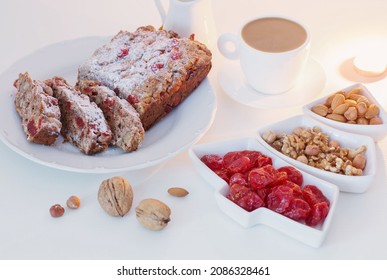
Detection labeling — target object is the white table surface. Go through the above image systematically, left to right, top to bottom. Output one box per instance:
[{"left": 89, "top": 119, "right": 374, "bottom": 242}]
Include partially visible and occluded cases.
[{"left": 1, "top": 0, "right": 387, "bottom": 260}]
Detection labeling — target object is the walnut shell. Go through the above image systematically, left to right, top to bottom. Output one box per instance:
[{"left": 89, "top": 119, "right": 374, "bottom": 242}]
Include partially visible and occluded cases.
[
  {"left": 98, "top": 176, "right": 134, "bottom": 217},
  {"left": 135, "top": 199, "right": 171, "bottom": 231}
]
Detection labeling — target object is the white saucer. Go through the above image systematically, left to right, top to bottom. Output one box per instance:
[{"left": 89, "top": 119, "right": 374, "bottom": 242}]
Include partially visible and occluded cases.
[{"left": 218, "top": 58, "right": 326, "bottom": 108}]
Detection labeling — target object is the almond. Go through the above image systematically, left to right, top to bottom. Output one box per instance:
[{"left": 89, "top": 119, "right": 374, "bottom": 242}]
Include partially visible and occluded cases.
[
  {"left": 345, "top": 87, "right": 362, "bottom": 98},
  {"left": 331, "top": 93, "right": 345, "bottom": 110},
  {"left": 347, "top": 93, "right": 363, "bottom": 102},
  {"left": 324, "top": 94, "right": 336, "bottom": 107},
  {"left": 357, "top": 96, "right": 370, "bottom": 106},
  {"left": 344, "top": 99, "right": 357, "bottom": 107},
  {"left": 356, "top": 102, "right": 367, "bottom": 116},
  {"left": 333, "top": 103, "right": 350, "bottom": 115},
  {"left": 311, "top": 104, "right": 329, "bottom": 116},
  {"left": 365, "top": 104, "right": 380, "bottom": 119},
  {"left": 344, "top": 106, "right": 358, "bottom": 121},
  {"left": 326, "top": 113, "right": 346, "bottom": 122},
  {"left": 357, "top": 117, "right": 369, "bottom": 125},
  {"left": 369, "top": 117, "right": 383, "bottom": 125},
  {"left": 168, "top": 187, "right": 189, "bottom": 197}
]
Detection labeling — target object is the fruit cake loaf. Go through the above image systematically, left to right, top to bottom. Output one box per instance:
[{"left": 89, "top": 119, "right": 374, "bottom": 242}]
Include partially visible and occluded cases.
[
  {"left": 78, "top": 25, "right": 212, "bottom": 130},
  {"left": 14, "top": 72, "right": 62, "bottom": 145},
  {"left": 49, "top": 77, "right": 112, "bottom": 155},
  {"left": 77, "top": 80, "right": 145, "bottom": 152}
]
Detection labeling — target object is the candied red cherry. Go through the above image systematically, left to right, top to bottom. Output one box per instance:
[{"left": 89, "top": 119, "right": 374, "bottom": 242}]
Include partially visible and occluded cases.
[
  {"left": 27, "top": 119, "right": 38, "bottom": 136},
  {"left": 239, "top": 150, "right": 262, "bottom": 169},
  {"left": 223, "top": 152, "right": 251, "bottom": 174},
  {"left": 201, "top": 154, "right": 223, "bottom": 171},
  {"left": 256, "top": 154, "right": 272, "bottom": 168},
  {"left": 249, "top": 165, "right": 276, "bottom": 190},
  {"left": 277, "top": 166, "right": 303, "bottom": 186},
  {"left": 214, "top": 169, "right": 230, "bottom": 183},
  {"left": 270, "top": 171, "right": 288, "bottom": 187},
  {"left": 229, "top": 173, "right": 248, "bottom": 187},
  {"left": 281, "top": 180, "right": 303, "bottom": 198},
  {"left": 228, "top": 183, "right": 250, "bottom": 202},
  {"left": 266, "top": 185, "right": 293, "bottom": 214},
  {"left": 303, "top": 185, "right": 330, "bottom": 207},
  {"left": 255, "top": 187, "right": 271, "bottom": 202},
  {"left": 235, "top": 191, "right": 264, "bottom": 212},
  {"left": 283, "top": 198, "right": 311, "bottom": 221},
  {"left": 306, "top": 201, "right": 329, "bottom": 226}
]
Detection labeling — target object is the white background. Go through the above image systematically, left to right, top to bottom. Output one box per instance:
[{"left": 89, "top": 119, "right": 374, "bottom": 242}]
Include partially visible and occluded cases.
[{"left": 1, "top": 0, "right": 387, "bottom": 262}]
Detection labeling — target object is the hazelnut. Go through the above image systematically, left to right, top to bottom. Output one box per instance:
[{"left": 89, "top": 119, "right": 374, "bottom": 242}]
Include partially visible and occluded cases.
[
  {"left": 262, "top": 130, "right": 277, "bottom": 144},
  {"left": 304, "top": 144, "right": 320, "bottom": 156},
  {"left": 352, "top": 154, "right": 367, "bottom": 170},
  {"left": 296, "top": 155, "right": 308, "bottom": 164},
  {"left": 98, "top": 176, "right": 134, "bottom": 217},
  {"left": 66, "top": 195, "right": 81, "bottom": 209},
  {"left": 136, "top": 199, "right": 171, "bottom": 231},
  {"left": 50, "top": 204, "right": 65, "bottom": 218}
]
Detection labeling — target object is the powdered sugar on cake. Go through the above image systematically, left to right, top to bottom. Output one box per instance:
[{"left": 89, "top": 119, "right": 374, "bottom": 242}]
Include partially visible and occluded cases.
[{"left": 78, "top": 26, "right": 212, "bottom": 130}]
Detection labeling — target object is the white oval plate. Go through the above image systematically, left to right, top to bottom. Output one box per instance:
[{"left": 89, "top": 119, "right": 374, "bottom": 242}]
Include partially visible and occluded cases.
[
  {"left": 0, "top": 37, "right": 217, "bottom": 173},
  {"left": 302, "top": 83, "right": 387, "bottom": 141},
  {"left": 256, "top": 115, "right": 376, "bottom": 193},
  {"left": 189, "top": 137, "right": 339, "bottom": 248}
]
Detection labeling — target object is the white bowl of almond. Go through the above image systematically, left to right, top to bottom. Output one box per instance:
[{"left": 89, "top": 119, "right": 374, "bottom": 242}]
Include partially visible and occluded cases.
[
  {"left": 302, "top": 83, "right": 387, "bottom": 141},
  {"left": 256, "top": 115, "right": 376, "bottom": 193}
]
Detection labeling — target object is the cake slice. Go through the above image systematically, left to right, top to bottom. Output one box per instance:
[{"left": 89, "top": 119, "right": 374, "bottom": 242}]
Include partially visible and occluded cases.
[
  {"left": 78, "top": 25, "right": 212, "bottom": 130},
  {"left": 14, "top": 72, "right": 62, "bottom": 145},
  {"left": 49, "top": 77, "right": 112, "bottom": 155},
  {"left": 77, "top": 80, "right": 145, "bottom": 152}
]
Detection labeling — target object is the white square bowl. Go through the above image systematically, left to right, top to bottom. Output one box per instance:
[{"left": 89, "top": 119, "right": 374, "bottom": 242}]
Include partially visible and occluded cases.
[
  {"left": 302, "top": 83, "right": 387, "bottom": 141},
  {"left": 256, "top": 115, "right": 376, "bottom": 193},
  {"left": 188, "top": 137, "right": 339, "bottom": 248}
]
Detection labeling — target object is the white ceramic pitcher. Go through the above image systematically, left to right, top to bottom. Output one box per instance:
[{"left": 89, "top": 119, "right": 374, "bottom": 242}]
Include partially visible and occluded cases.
[{"left": 154, "top": 0, "right": 216, "bottom": 48}]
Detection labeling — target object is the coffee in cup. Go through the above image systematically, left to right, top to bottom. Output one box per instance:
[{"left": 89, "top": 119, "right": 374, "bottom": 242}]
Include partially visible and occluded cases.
[{"left": 218, "top": 16, "right": 310, "bottom": 94}]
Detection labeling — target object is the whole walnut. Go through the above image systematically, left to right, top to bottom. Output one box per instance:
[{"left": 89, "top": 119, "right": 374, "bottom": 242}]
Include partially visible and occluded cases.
[
  {"left": 98, "top": 176, "right": 134, "bottom": 217},
  {"left": 136, "top": 199, "right": 171, "bottom": 231}
]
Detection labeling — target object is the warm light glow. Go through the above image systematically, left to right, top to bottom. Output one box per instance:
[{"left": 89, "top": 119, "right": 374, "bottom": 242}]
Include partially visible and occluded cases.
[{"left": 353, "top": 44, "right": 387, "bottom": 77}]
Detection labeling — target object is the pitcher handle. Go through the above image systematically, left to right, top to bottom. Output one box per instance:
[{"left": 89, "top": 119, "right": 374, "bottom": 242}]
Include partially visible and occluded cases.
[
  {"left": 154, "top": 0, "right": 166, "bottom": 23},
  {"left": 217, "top": 33, "right": 240, "bottom": 60}
]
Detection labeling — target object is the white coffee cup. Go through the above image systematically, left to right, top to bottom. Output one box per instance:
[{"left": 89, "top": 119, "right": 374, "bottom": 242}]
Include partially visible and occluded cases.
[{"left": 218, "top": 16, "right": 311, "bottom": 94}]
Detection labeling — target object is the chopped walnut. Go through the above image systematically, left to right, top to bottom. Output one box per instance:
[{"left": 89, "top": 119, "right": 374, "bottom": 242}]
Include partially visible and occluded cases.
[{"left": 262, "top": 126, "right": 367, "bottom": 176}]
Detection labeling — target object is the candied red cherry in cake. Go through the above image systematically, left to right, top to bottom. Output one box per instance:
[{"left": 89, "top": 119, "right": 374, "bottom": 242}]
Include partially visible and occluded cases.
[{"left": 277, "top": 166, "right": 303, "bottom": 186}]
